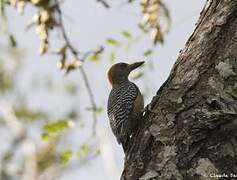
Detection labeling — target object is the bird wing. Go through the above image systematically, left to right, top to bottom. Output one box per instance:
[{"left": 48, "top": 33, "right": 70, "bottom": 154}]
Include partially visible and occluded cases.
[{"left": 107, "top": 82, "right": 138, "bottom": 144}]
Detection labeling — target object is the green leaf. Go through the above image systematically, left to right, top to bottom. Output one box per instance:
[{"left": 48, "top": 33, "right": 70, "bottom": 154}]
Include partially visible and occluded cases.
[
  {"left": 0, "top": 0, "right": 6, "bottom": 17},
  {"left": 121, "top": 30, "right": 132, "bottom": 38},
  {"left": 9, "top": 34, "right": 17, "bottom": 48},
  {"left": 106, "top": 38, "right": 119, "bottom": 46},
  {"left": 90, "top": 46, "right": 104, "bottom": 62},
  {"left": 143, "top": 49, "right": 153, "bottom": 57},
  {"left": 109, "top": 51, "right": 116, "bottom": 64},
  {"left": 90, "top": 54, "right": 100, "bottom": 62},
  {"left": 64, "top": 83, "right": 77, "bottom": 95},
  {"left": 14, "top": 106, "right": 48, "bottom": 121},
  {"left": 95, "top": 107, "right": 103, "bottom": 114},
  {"left": 67, "top": 110, "right": 77, "bottom": 119},
  {"left": 42, "top": 120, "right": 70, "bottom": 140},
  {"left": 44, "top": 120, "right": 69, "bottom": 133},
  {"left": 41, "top": 133, "right": 50, "bottom": 140},
  {"left": 77, "top": 144, "right": 90, "bottom": 160},
  {"left": 81, "top": 144, "right": 89, "bottom": 153},
  {"left": 60, "top": 150, "right": 73, "bottom": 165}
]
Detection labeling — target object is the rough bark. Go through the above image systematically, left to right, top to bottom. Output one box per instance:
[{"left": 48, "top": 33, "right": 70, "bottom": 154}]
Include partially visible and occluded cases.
[{"left": 122, "top": 0, "right": 237, "bottom": 179}]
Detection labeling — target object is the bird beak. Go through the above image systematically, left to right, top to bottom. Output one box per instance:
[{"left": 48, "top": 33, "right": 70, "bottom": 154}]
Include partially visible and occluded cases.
[{"left": 128, "top": 61, "right": 145, "bottom": 72}]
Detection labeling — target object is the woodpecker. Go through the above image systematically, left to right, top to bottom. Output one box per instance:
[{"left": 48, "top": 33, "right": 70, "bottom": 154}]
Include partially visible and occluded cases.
[{"left": 107, "top": 61, "right": 144, "bottom": 152}]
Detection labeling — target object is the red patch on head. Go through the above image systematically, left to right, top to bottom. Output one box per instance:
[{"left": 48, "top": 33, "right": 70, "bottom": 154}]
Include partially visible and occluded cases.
[{"left": 107, "top": 65, "right": 115, "bottom": 85}]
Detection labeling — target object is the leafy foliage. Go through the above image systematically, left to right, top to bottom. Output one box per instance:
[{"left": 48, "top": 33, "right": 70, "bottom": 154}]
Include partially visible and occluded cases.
[
  {"left": 0, "top": 0, "right": 7, "bottom": 17},
  {"left": 140, "top": 0, "right": 170, "bottom": 44},
  {"left": 121, "top": 30, "right": 132, "bottom": 38},
  {"left": 9, "top": 34, "right": 17, "bottom": 48},
  {"left": 106, "top": 38, "right": 120, "bottom": 46},
  {"left": 143, "top": 49, "right": 153, "bottom": 57},
  {"left": 109, "top": 51, "right": 116, "bottom": 64},
  {"left": 63, "top": 83, "right": 78, "bottom": 95},
  {"left": 14, "top": 106, "right": 48, "bottom": 121},
  {"left": 42, "top": 120, "right": 71, "bottom": 140},
  {"left": 77, "top": 144, "right": 90, "bottom": 160},
  {"left": 60, "top": 150, "right": 73, "bottom": 165}
]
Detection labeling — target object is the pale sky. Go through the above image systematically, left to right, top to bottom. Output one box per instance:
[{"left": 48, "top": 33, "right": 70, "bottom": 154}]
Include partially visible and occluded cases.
[{"left": 4, "top": 0, "right": 205, "bottom": 179}]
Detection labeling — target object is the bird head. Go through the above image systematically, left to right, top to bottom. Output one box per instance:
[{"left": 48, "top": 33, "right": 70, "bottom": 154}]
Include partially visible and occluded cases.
[{"left": 108, "top": 61, "right": 144, "bottom": 86}]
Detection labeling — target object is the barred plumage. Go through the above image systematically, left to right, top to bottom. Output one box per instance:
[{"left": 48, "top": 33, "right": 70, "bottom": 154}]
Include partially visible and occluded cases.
[
  {"left": 107, "top": 62, "right": 144, "bottom": 152},
  {"left": 108, "top": 82, "right": 138, "bottom": 143}
]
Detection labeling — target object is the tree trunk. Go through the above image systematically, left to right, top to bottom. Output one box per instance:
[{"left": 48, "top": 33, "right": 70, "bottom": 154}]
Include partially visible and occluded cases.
[{"left": 122, "top": 0, "right": 237, "bottom": 179}]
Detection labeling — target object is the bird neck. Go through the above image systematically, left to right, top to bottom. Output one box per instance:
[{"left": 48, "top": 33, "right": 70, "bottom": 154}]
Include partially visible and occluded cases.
[{"left": 111, "top": 78, "right": 129, "bottom": 88}]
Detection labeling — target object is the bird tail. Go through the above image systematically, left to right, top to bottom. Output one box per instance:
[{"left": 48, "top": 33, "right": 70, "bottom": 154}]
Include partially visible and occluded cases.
[{"left": 121, "top": 135, "right": 130, "bottom": 153}]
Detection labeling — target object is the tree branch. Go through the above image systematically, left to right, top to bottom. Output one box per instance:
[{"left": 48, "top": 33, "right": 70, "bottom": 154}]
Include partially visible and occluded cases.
[
  {"left": 96, "top": 0, "right": 110, "bottom": 8},
  {"left": 122, "top": 0, "right": 237, "bottom": 179},
  {"left": 55, "top": 3, "right": 98, "bottom": 136}
]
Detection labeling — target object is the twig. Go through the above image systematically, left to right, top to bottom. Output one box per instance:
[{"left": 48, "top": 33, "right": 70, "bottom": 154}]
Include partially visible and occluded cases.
[
  {"left": 96, "top": 0, "right": 110, "bottom": 8},
  {"left": 55, "top": 3, "right": 98, "bottom": 136},
  {"left": 56, "top": 5, "right": 78, "bottom": 57},
  {"left": 80, "top": 67, "right": 97, "bottom": 136}
]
